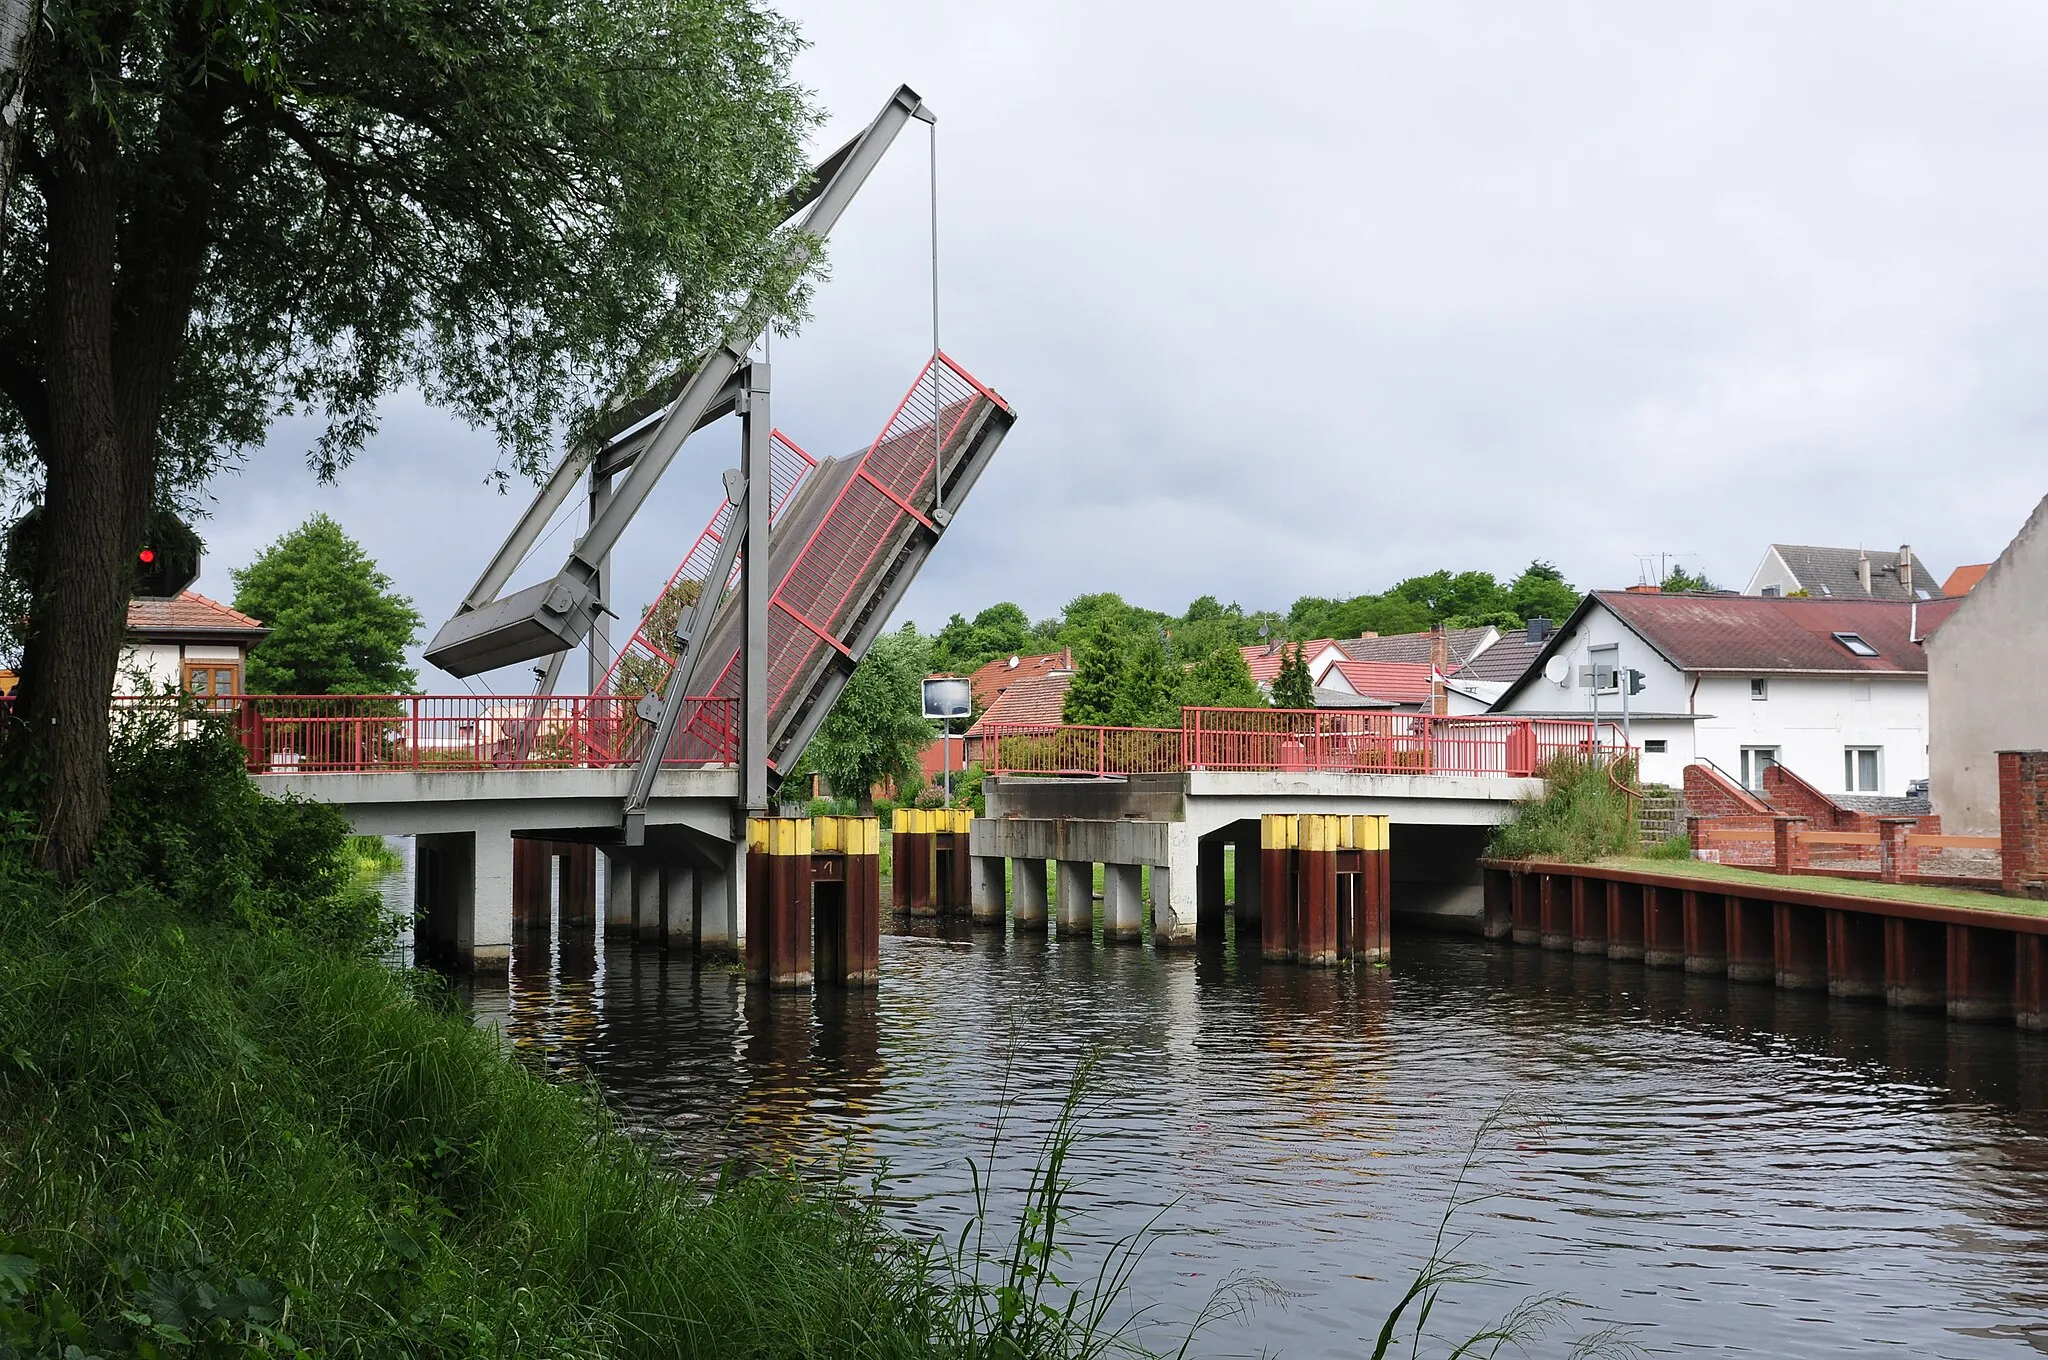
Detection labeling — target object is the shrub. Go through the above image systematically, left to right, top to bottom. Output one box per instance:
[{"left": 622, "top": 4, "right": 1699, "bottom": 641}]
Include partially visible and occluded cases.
[
  {"left": 1488, "top": 754, "right": 1641, "bottom": 864},
  {"left": 1641, "top": 833, "right": 1693, "bottom": 861}
]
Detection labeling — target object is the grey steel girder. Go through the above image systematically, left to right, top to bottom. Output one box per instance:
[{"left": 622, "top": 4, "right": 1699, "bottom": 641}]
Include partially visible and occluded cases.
[{"left": 424, "top": 84, "right": 935, "bottom": 680}]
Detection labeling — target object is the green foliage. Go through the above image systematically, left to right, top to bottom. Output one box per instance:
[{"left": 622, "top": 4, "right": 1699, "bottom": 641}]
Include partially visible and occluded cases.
[
  {"left": 0, "top": 0, "right": 816, "bottom": 490},
  {"left": 232, "top": 514, "right": 424, "bottom": 695},
  {"left": 1506, "top": 560, "right": 1581, "bottom": 625},
  {"left": 1660, "top": 566, "right": 1716, "bottom": 593},
  {"left": 612, "top": 577, "right": 703, "bottom": 698},
  {"left": 930, "top": 602, "right": 1033, "bottom": 675},
  {"left": 1060, "top": 621, "right": 1123, "bottom": 725},
  {"left": 802, "top": 626, "right": 932, "bottom": 811},
  {"left": 1109, "top": 631, "right": 1178, "bottom": 728},
  {"left": 1178, "top": 641, "right": 1264, "bottom": 710},
  {"left": 1270, "top": 643, "right": 1316, "bottom": 711},
  {"left": 65, "top": 701, "right": 394, "bottom": 953},
  {"left": 1488, "top": 754, "right": 1643, "bottom": 864},
  {"left": 1640, "top": 833, "right": 1694, "bottom": 861},
  {"left": 0, "top": 888, "right": 1148, "bottom": 1358}
]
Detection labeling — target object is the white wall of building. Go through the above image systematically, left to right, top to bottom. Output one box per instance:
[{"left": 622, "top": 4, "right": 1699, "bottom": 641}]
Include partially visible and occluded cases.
[
  {"left": 1928, "top": 494, "right": 2048, "bottom": 833},
  {"left": 1744, "top": 547, "right": 1798, "bottom": 597},
  {"left": 1491, "top": 605, "right": 1697, "bottom": 786},
  {"left": 114, "top": 642, "right": 245, "bottom": 696},
  {"left": 1690, "top": 673, "right": 1928, "bottom": 798}
]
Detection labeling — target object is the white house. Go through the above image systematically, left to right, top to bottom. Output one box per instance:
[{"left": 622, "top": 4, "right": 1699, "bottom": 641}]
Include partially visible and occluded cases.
[
  {"left": 1926, "top": 493, "right": 2048, "bottom": 834},
  {"left": 1492, "top": 589, "right": 1961, "bottom": 795},
  {"left": 119, "top": 592, "right": 269, "bottom": 698}
]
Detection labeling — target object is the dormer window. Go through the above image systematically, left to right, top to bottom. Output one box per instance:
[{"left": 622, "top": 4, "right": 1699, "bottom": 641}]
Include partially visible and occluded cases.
[{"left": 1832, "top": 632, "right": 1879, "bottom": 657}]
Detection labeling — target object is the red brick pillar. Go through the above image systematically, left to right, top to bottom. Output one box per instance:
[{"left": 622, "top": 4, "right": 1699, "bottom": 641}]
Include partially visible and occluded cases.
[
  {"left": 2000, "top": 751, "right": 2048, "bottom": 899},
  {"left": 1772, "top": 816, "right": 1809, "bottom": 876},
  {"left": 1877, "top": 817, "right": 1916, "bottom": 885}
]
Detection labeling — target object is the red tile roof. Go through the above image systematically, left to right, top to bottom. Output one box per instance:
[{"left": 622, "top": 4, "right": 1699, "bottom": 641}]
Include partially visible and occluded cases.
[
  {"left": 1942, "top": 563, "right": 1991, "bottom": 596},
  {"left": 125, "top": 591, "right": 267, "bottom": 636},
  {"left": 1597, "top": 591, "right": 1960, "bottom": 674},
  {"left": 1240, "top": 639, "right": 1343, "bottom": 686},
  {"left": 965, "top": 649, "right": 1071, "bottom": 710},
  {"left": 1327, "top": 659, "right": 1440, "bottom": 706},
  {"left": 965, "top": 670, "right": 1074, "bottom": 734}
]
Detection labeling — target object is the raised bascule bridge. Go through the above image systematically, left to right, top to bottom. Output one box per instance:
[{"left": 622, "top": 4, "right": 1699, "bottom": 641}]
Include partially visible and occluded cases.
[{"left": 217, "top": 82, "right": 1616, "bottom": 986}]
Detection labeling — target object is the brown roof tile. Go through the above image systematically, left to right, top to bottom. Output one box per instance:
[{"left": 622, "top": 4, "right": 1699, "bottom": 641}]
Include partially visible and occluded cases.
[
  {"left": 126, "top": 591, "right": 267, "bottom": 636},
  {"left": 1598, "top": 591, "right": 1960, "bottom": 674},
  {"left": 965, "top": 649, "right": 1072, "bottom": 710},
  {"left": 965, "top": 670, "right": 1073, "bottom": 734}
]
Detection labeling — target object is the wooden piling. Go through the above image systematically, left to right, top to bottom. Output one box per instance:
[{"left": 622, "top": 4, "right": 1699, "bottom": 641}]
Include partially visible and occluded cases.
[
  {"left": 1260, "top": 814, "right": 1296, "bottom": 962},
  {"left": 1296, "top": 814, "right": 1339, "bottom": 967}
]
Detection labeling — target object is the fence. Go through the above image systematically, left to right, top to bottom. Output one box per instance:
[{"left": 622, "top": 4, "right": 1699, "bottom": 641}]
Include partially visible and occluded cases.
[
  {"left": 103, "top": 694, "right": 738, "bottom": 774},
  {"left": 982, "top": 710, "right": 1613, "bottom": 779},
  {"left": 1692, "top": 817, "right": 2003, "bottom": 888}
]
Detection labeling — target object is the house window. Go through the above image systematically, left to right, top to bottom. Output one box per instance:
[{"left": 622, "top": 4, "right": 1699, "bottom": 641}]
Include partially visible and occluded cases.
[
  {"left": 1760, "top": 586, "right": 1780, "bottom": 597},
  {"left": 1832, "top": 632, "right": 1879, "bottom": 658},
  {"left": 183, "top": 662, "right": 241, "bottom": 698},
  {"left": 1750, "top": 678, "right": 1768, "bottom": 700},
  {"left": 1644, "top": 739, "right": 1668, "bottom": 754},
  {"left": 1740, "top": 746, "right": 1778, "bottom": 792},
  {"left": 1845, "top": 747, "right": 1881, "bottom": 793}
]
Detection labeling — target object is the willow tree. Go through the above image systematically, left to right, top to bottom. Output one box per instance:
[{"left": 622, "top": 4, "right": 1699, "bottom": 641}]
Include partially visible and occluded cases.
[{"left": 0, "top": 0, "right": 814, "bottom": 876}]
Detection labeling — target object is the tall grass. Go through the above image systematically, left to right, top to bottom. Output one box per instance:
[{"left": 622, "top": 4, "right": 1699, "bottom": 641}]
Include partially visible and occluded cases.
[
  {"left": 1488, "top": 754, "right": 1641, "bottom": 865},
  {"left": 0, "top": 888, "right": 1158, "bottom": 1358}
]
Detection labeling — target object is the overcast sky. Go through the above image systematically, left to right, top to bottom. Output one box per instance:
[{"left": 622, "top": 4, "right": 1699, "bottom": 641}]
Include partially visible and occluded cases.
[{"left": 192, "top": 1, "right": 2048, "bottom": 688}]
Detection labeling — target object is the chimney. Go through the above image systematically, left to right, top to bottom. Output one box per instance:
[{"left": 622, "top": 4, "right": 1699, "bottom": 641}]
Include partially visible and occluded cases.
[
  {"left": 1898, "top": 544, "right": 1913, "bottom": 597},
  {"left": 1858, "top": 551, "right": 1872, "bottom": 595},
  {"left": 1624, "top": 584, "right": 1663, "bottom": 593},
  {"left": 1526, "top": 617, "right": 1552, "bottom": 645},
  {"left": 1429, "top": 623, "right": 1449, "bottom": 716},
  {"left": 1358, "top": 630, "right": 1378, "bottom": 640}
]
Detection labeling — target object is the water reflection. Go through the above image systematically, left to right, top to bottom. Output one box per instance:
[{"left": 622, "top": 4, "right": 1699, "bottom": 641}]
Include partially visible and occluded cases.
[{"left": 381, "top": 843, "right": 2048, "bottom": 1358}]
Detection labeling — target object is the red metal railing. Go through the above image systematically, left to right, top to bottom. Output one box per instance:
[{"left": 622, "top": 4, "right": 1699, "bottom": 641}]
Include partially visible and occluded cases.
[
  {"left": 107, "top": 694, "right": 738, "bottom": 773},
  {"left": 984, "top": 709, "right": 1621, "bottom": 779}
]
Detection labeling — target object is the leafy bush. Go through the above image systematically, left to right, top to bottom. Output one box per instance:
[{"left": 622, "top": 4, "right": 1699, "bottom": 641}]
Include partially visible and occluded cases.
[
  {"left": 1488, "top": 754, "right": 1641, "bottom": 864},
  {"left": 1641, "top": 834, "right": 1693, "bottom": 861}
]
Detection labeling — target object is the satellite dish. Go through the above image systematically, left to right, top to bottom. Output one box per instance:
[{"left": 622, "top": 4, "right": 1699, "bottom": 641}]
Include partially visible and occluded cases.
[{"left": 1543, "top": 656, "right": 1570, "bottom": 686}]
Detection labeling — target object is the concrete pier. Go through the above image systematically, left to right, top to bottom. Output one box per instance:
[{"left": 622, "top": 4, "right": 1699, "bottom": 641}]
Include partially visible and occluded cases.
[
  {"left": 971, "top": 855, "right": 1006, "bottom": 925},
  {"left": 1013, "top": 858, "right": 1049, "bottom": 931},
  {"left": 1056, "top": 859, "right": 1094, "bottom": 938},
  {"left": 1103, "top": 863, "right": 1145, "bottom": 942}
]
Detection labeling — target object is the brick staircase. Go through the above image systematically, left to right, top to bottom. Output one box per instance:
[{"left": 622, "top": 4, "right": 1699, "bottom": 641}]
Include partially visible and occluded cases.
[{"left": 1638, "top": 789, "right": 1685, "bottom": 844}]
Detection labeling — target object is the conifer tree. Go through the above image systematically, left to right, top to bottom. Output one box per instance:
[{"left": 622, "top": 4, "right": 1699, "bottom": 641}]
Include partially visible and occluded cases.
[
  {"left": 1060, "top": 620, "right": 1123, "bottom": 725},
  {"left": 1110, "top": 632, "right": 1178, "bottom": 728},
  {"left": 1271, "top": 642, "right": 1316, "bottom": 711},
  {"left": 1181, "top": 643, "right": 1264, "bottom": 710}
]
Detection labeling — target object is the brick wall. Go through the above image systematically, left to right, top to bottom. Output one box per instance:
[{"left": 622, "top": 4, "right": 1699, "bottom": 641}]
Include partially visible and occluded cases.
[
  {"left": 2002, "top": 750, "right": 2048, "bottom": 899},
  {"left": 1684, "top": 763, "right": 1771, "bottom": 820},
  {"left": 1762, "top": 764, "right": 1857, "bottom": 829}
]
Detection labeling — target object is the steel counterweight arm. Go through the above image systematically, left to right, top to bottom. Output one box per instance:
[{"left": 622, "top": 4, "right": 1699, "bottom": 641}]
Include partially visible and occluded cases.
[{"left": 424, "top": 84, "right": 936, "bottom": 680}]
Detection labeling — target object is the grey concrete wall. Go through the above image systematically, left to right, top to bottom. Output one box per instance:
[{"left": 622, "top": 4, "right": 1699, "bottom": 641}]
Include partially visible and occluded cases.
[
  {"left": 1929, "top": 494, "right": 2048, "bottom": 834},
  {"left": 983, "top": 775, "right": 1186, "bottom": 823},
  {"left": 970, "top": 816, "right": 1169, "bottom": 866},
  {"left": 1390, "top": 823, "right": 1493, "bottom": 933}
]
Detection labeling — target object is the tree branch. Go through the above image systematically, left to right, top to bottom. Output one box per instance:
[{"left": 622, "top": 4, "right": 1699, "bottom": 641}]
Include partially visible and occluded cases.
[{"left": 0, "top": 347, "right": 48, "bottom": 452}]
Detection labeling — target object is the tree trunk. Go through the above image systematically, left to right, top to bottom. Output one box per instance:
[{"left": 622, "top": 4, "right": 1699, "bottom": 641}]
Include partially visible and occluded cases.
[
  {"left": 0, "top": 0, "right": 38, "bottom": 239},
  {"left": 18, "top": 118, "right": 154, "bottom": 881}
]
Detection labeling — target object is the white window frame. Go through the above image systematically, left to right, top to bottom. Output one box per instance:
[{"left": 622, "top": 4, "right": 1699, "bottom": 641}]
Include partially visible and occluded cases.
[
  {"left": 1750, "top": 678, "right": 1769, "bottom": 701},
  {"left": 1644, "top": 738, "right": 1668, "bottom": 754},
  {"left": 1740, "top": 746, "right": 1778, "bottom": 792},
  {"left": 1844, "top": 746, "right": 1882, "bottom": 793}
]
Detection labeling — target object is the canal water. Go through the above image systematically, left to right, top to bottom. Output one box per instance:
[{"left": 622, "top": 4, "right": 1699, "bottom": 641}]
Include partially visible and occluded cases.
[{"left": 379, "top": 851, "right": 2048, "bottom": 1357}]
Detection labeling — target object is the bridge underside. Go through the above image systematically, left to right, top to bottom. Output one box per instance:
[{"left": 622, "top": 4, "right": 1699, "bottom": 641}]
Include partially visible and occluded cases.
[{"left": 969, "top": 771, "right": 1541, "bottom": 945}]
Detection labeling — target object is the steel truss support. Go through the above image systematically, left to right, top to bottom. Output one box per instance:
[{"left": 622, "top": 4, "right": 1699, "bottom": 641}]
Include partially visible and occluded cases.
[{"left": 424, "top": 85, "right": 935, "bottom": 680}]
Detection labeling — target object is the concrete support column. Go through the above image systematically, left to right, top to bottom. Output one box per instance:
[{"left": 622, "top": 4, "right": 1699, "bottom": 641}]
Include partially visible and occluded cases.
[
  {"left": 1154, "top": 822, "right": 1198, "bottom": 949},
  {"left": 416, "top": 829, "right": 513, "bottom": 973},
  {"left": 697, "top": 840, "right": 742, "bottom": 962},
  {"left": 604, "top": 854, "right": 636, "bottom": 939},
  {"left": 970, "top": 856, "right": 1007, "bottom": 926},
  {"left": 635, "top": 858, "right": 664, "bottom": 944},
  {"left": 1013, "top": 859, "right": 1048, "bottom": 931},
  {"left": 1055, "top": 860, "right": 1094, "bottom": 938},
  {"left": 662, "top": 861, "right": 697, "bottom": 952},
  {"left": 1103, "top": 863, "right": 1144, "bottom": 942}
]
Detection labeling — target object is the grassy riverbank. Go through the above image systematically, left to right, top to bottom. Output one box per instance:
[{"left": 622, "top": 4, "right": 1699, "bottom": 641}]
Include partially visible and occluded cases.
[
  {"left": 0, "top": 718, "right": 1115, "bottom": 1358},
  {"left": 1594, "top": 855, "right": 2048, "bottom": 918},
  {"left": 0, "top": 882, "right": 1080, "bottom": 1357}
]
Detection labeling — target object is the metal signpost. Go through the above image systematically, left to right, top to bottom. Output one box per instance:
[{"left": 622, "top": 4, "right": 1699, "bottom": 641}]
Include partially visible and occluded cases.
[{"left": 922, "top": 677, "right": 972, "bottom": 806}]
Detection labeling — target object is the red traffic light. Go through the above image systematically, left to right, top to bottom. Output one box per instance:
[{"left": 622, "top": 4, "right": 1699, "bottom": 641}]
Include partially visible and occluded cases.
[{"left": 138, "top": 549, "right": 156, "bottom": 564}]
